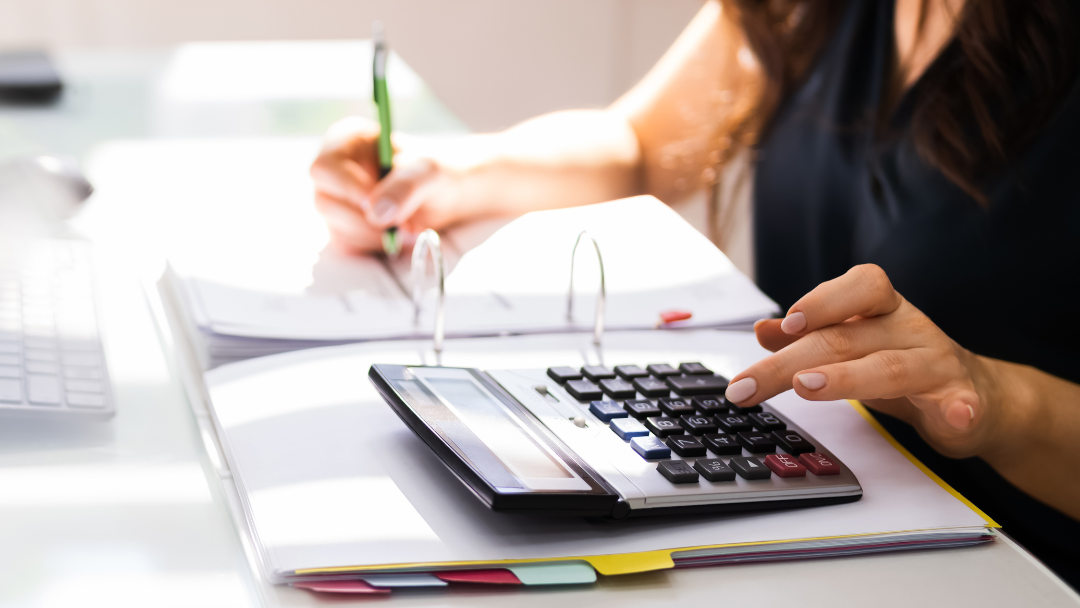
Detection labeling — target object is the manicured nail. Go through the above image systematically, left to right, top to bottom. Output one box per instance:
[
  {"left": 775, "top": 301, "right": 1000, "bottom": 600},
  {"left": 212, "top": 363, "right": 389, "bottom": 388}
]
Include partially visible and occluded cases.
[
  {"left": 374, "top": 198, "right": 398, "bottom": 223},
  {"left": 781, "top": 311, "right": 806, "bottom": 334},
  {"left": 797, "top": 372, "right": 827, "bottom": 391},
  {"left": 725, "top": 377, "right": 757, "bottom": 404},
  {"left": 944, "top": 401, "right": 974, "bottom": 430}
]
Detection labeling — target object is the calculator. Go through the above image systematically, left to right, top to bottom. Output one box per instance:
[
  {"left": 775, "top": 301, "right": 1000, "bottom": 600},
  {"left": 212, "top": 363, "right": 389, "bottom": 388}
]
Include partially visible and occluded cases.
[{"left": 369, "top": 362, "right": 861, "bottom": 519}]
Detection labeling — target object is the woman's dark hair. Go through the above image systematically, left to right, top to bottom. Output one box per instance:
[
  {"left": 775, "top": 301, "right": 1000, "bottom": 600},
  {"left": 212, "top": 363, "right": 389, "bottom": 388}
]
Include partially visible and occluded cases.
[{"left": 727, "top": 0, "right": 1077, "bottom": 203}]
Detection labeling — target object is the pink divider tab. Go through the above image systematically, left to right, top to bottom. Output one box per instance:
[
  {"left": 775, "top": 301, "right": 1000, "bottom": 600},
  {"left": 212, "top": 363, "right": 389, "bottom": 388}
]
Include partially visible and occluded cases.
[
  {"left": 435, "top": 570, "right": 523, "bottom": 585},
  {"left": 293, "top": 580, "right": 390, "bottom": 594}
]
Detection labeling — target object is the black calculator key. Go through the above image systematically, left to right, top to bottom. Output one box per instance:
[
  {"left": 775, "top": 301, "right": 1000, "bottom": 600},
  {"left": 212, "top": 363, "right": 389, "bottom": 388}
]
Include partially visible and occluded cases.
[
  {"left": 679, "top": 362, "right": 713, "bottom": 375},
  {"left": 646, "top": 363, "right": 680, "bottom": 377},
  {"left": 582, "top": 365, "right": 616, "bottom": 382},
  {"left": 614, "top": 365, "right": 649, "bottom": 379},
  {"left": 547, "top": 366, "right": 582, "bottom": 383},
  {"left": 666, "top": 375, "right": 730, "bottom": 396},
  {"left": 632, "top": 376, "right": 670, "bottom": 397},
  {"left": 600, "top": 378, "right": 636, "bottom": 399},
  {"left": 565, "top": 379, "right": 603, "bottom": 401},
  {"left": 692, "top": 395, "right": 727, "bottom": 414},
  {"left": 658, "top": 397, "right": 695, "bottom": 417},
  {"left": 624, "top": 399, "right": 661, "bottom": 419},
  {"left": 589, "top": 400, "right": 628, "bottom": 422},
  {"left": 730, "top": 403, "right": 763, "bottom": 414},
  {"left": 749, "top": 411, "right": 787, "bottom": 431},
  {"left": 716, "top": 414, "right": 753, "bottom": 433},
  {"left": 679, "top": 415, "right": 718, "bottom": 435},
  {"left": 644, "top": 416, "right": 684, "bottom": 437},
  {"left": 771, "top": 430, "right": 815, "bottom": 455},
  {"left": 736, "top": 431, "right": 777, "bottom": 453},
  {"left": 703, "top": 433, "right": 742, "bottom": 455},
  {"left": 667, "top": 434, "right": 706, "bottom": 456},
  {"left": 730, "top": 456, "right": 772, "bottom": 480},
  {"left": 694, "top": 458, "right": 736, "bottom": 481},
  {"left": 657, "top": 460, "right": 700, "bottom": 484}
]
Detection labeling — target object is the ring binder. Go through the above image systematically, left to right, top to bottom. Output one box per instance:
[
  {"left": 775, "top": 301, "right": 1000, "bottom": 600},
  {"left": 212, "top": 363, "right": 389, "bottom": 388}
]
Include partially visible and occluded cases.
[
  {"left": 411, "top": 229, "right": 445, "bottom": 354},
  {"left": 567, "top": 230, "right": 605, "bottom": 345}
]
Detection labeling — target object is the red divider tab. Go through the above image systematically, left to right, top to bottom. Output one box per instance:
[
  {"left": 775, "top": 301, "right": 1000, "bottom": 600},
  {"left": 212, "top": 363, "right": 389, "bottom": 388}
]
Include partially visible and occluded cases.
[
  {"left": 798, "top": 452, "right": 840, "bottom": 475},
  {"left": 765, "top": 454, "right": 806, "bottom": 477},
  {"left": 435, "top": 570, "right": 523, "bottom": 585},
  {"left": 293, "top": 580, "right": 390, "bottom": 594}
]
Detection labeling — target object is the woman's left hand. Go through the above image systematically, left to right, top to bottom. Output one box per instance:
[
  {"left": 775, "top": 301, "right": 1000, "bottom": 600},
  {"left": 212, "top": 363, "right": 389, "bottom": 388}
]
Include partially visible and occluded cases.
[{"left": 724, "top": 264, "right": 1005, "bottom": 459}]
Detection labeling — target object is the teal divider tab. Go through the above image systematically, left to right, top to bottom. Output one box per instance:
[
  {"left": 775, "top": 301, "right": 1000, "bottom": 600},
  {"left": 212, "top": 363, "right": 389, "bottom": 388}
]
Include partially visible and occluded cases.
[{"left": 508, "top": 561, "right": 597, "bottom": 585}]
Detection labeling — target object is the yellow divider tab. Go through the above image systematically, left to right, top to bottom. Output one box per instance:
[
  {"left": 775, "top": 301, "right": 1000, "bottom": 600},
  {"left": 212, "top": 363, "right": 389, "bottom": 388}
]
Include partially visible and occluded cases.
[{"left": 584, "top": 549, "right": 674, "bottom": 575}]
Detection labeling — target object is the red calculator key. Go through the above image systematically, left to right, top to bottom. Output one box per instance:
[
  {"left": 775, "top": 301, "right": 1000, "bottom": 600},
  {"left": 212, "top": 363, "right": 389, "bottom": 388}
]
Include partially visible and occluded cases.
[
  {"left": 798, "top": 452, "right": 840, "bottom": 475},
  {"left": 764, "top": 454, "right": 806, "bottom": 478}
]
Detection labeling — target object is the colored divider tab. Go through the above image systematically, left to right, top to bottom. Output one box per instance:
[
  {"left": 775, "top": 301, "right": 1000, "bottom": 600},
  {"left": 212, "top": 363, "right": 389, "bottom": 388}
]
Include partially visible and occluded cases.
[
  {"left": 508, "top": 561, "right": 597, "bottom": 585},
  {"left": 435, "top": 569, "right": 522, "bottom": 585},
  {"left": 358, "top": 573, "right": 448, "bottom": 587},
  {"left": 293, "top": 580, "right": 389, "bottom": 594}
]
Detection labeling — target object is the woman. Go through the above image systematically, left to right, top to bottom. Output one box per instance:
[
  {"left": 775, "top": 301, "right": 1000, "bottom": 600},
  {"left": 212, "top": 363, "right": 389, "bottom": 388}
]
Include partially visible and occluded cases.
[{"left": 311, "top": 0, "right": 1080, "bottom": 585}]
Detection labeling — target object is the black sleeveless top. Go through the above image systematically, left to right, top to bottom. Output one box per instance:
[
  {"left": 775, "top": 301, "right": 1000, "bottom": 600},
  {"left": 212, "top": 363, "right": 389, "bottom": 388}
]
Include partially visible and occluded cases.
[{"left": 754, "top": 0, "right": 1080, "bottom": 586}]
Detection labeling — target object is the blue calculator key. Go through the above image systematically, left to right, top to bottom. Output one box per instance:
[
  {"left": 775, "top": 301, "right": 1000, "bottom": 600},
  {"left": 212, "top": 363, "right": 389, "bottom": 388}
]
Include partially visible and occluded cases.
[
  {"left": 590, "top": 400, "right": 627, "bottom": 422},
  {"left": 611, "top": 418, "right": 649, "bottom": 439},
  {"left": 631, "top": 435, "right": 671, "bottom": 459}
]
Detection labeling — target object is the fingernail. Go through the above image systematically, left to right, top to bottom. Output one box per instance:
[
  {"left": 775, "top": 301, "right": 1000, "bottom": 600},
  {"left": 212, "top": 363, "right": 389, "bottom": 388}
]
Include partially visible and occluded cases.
[
  {"left": 373, "top": 198, "right": 398, "bottom": 223},
  {"left": 781, "top": 311, "right": 806, "bottom": 334},
  {"left": 797, "top": 372, "right": 827, "bottom": 391},
  {"left": 725, "top": 377, "right": 757, "bottom": 404},
  {"left": 944, "top": 402, "right": 974, "bottom": 429}
]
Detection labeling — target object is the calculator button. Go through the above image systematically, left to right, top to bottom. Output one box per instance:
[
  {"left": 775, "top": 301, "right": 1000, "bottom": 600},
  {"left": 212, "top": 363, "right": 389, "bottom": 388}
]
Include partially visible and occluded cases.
[
  {"left": 679, "top": 362, "right": 714, "bottom": 375},
  {"left": 646, "top": 363, "right": 679, "bottom": 377},
  {"left": 582, "top": 365, "right": 616, "bottom": 382},
  {"left": 614, "top": 365, "right": 649, "bottom": 379},
  {"left": 547, "top": 367, "right": 582, "bottom": 384},
  {"left": 26, "top": 374, "right": 60, "bottom": 405},
  {"left": 666, "top": 375, "right": 730, "bottom": 396},
  {"left": 632, "top": 377, "right": 670, "bottom": 398},
  {"left": 0, "top": 378, "right": 22, "bottom": 403},
  {"left": 599, "top": 378, "right": 636, "bottom": 399},
  {"left": 565, "top": 379, "right": 603, "bottom": 401},
  {"left": 67, "top": 392, "right": 106, "bottom": 409},
  {"left": 692, "top": 395, "right": 727, "bottom": 414},
  {"left": 657, "top": 397, "right": 695, "bottom": 417},
  {"left": 623, "top": 399, "right": 662, "bottom": 419},
  {"left": 589, "top": 400, "right": 628, "bottom": 422},
  {"left": 730, "top": 403, "right": 763, "bottom": 413},
  {"left": 749, "top": 412, "right": 787, "bottom": 431},
  {"left": 715, "top": 414, "right": 753, "bottom": 433},
  {"left": 679, "top": 415, "right": 718, "bottom": 435},
  {"left": 644, "top": 416, "right": 684, "bottom": 437},
  {"left": 610, "top": 417, "right": 649, "bottom": 439},
  {"left": 736, "top": 431, "right": 777, "bottom": 453},
  {"left": 771, "top": 431, "right": 815, "bottom": 455},
  {"left": 703, "top": 433, "right": 742, "bottom": 455},
  {"left": 666, "top": 435, "right": 707, "bottom": 457},
  {"left": 631, "top": 436, "right": 671, "bottom": 459},
  {"left": 799, "top": 452, "right": 841, "bottom": 475},
  {"left": 765, "top": 454, "right": 807, "bottom": 478},
  {"left": 730, "top": 456, "right": 772, "bottom": 480},
  {"left": 694, "top": 458, "right": 736, "bottom": 481},
  {"left": 657, "top": 460, "right": 699, "bottom": 483}
]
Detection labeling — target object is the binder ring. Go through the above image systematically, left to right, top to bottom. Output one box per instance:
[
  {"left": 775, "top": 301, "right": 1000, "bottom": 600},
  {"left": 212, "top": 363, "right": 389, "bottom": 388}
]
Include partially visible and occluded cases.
[
  {"left": 412, "top": 229, "right": 445, "bottom": 354},
  {"left": 567, "top": 230, "right": 606, "bottom": 346}
]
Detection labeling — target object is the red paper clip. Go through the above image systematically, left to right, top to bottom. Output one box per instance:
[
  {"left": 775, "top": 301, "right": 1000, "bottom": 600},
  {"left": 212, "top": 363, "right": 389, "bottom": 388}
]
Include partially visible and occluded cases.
[{"left": 657, "top": 310, "right": 693, "bottom": 328}]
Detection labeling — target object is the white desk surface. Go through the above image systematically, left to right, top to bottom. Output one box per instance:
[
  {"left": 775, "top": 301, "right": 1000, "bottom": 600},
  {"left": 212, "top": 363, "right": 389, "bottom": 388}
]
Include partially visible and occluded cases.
[{"left": 0, "top": 45, "right": 1077, "bottom": 608}]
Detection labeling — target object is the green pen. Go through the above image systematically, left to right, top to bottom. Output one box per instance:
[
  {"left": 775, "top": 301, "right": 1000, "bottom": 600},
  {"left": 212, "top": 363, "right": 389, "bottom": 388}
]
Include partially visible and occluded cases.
[{"left": 372, "top": 21, "right": 400, "bottom": 257}]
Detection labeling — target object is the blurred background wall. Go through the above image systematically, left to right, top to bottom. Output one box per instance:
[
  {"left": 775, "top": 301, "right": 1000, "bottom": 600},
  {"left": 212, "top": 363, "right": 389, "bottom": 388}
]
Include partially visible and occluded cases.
[{"left": 0, "top": 0, "right": 704, "bottom": 132}]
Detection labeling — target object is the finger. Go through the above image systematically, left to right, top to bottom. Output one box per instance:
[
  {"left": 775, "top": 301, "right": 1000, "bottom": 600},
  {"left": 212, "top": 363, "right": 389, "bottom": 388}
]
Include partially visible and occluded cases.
[
  {"left": 311, "top": 155, "right": 377, "bottom": 209},
  {"left": 362, "top": 158, "right": 439, "bottom": 229},
  {"left": 315, "top": 193, "right": 383, "bottom": 250},
  {"left": 779, "top": 264, "right": 903, "bottom": 336},
  {"left": 755, "top": 318, "right": 799, "bottom": 352}
]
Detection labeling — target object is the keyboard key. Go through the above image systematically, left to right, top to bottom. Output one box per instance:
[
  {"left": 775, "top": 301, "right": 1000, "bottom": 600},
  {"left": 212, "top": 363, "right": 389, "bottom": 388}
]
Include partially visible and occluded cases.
[
  {"left": 0, "top": 340, "right": 18, "bottom": 354},
  {"left": 25, "top": 349, "right": 57, "bottom": 362},
  {"left": 62, "top": 353, "right": 99, "bottom": 367},
  {"left": 0, "top": 354, "right": 18, "bottom": 366},
  {"left": 25, "top": 362, "right": 58, "bottom": 375},
  {"left": 679, "top": 362, "right": 713, "bottom": 375},
  {"left": 646, "top": 363, "right": 679, "bottom": 377},
  {"left": 0, "top": 365, "right": 21, "bottom": 378},
  {"left": 582, "top": 365, "right": 616, "bottom": 382},
  {"left": 614, "top": 365, "right": 649, "bottom": 379},
  {"left": 64, "top": 366, "right": 102, "bottom": 380},
  {"left": 547, "top": 366, "right": 582, "bottom": 384},
  {"left": 26, "top": 374, "right": 60, "bottom": 405},
  {"left": 666, "top": 375, "right": 730, "bottom": 396},
  {"left": 632, "top": 376, "right": 670, "bottom": 398},
  {"left": 0, "top": 378, "right": 22, "bottom": 403},
  {"left": 600, "top": 378, "right": 636, "bottom": 399},
  {"left": 565, "top": 379, "right": 603, "bottom": 401},
  {"left": 67, "top": 392, "right": 106, "bottom": 409},
  {"left": 692, "top": 395, "right": 727, "bottom": 414},
  {"left": 657, "top": 397, "right": 695, "bottom": 417},
  {"left": 623, "top": 399, "right": 661, "bottom": 419},
  {"left": 589, "top": 400, "right": 627, "bottom": 422},
  {"left": 729, "top": 403, "right": 763, "bottom": 414},
  {"left": 749, "top": 411, "right": 787, "bottom": 431},
  {"left": 715, "top": 414, "right": 753, "bottom": 433},
  {"left": 679, "top": 415, "right": 718, "bottom": 435},
  {"left": 644, "top": 416, "right": 684, "bottom": 437},
  {"left": 610, "top": 417, "right": 649, "bottom": 439},
  {"left": 736, "top": 431, "right": 777, "bottom": 453},
  {"left": 771, "top": 431, "right": 815, "bottom": 455},
  {"left": 703, "top": 433, "right": 742, "bottom": 455},
  {"left": 666, "top": 434, "right": 706, "bottom": 456},
  {"left": 631, "top": 436, "right": 671, "bottom": 459},
  {"left": 799, "top": 452, "right": 841, "bottom": 475},
  {"left": 765, "top": 454, "right": 807, "bottom": 478},
  {"left": 730, "top": 456, "right": 772, "bottom": 480},
  {"left": 694, "top": 458, "right": 736, "bottom": 481},
  {"left": 657, "top": 460, "right": 699, "bottom": 483}
]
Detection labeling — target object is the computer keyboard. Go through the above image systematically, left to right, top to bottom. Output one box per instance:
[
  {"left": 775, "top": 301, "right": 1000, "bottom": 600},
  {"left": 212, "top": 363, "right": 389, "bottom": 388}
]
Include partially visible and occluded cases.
[{"left": 0, "top": 239, "right": 114, "bottom": 419}]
